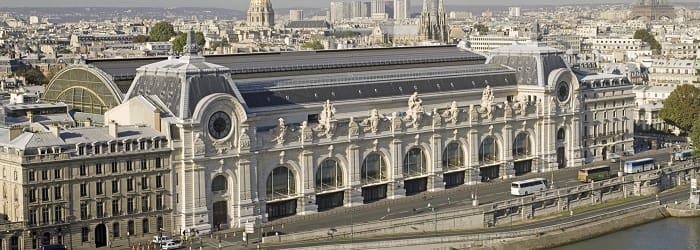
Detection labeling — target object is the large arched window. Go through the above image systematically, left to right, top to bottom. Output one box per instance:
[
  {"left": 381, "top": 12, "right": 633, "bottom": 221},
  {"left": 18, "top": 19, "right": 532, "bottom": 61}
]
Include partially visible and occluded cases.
[
  {"left": 513, "top": 133, "right": 531, "bottom": 158},
  {"left": 479, "top": 137, "right": 499, "bottom": 164},
  {"left": 442, "top": 142, "right": 464, "bottom": 170},
  {"left": 403, "top": 148, "right": 427, "bottom": 177},
  {"left": 361, "top": 153, "right": 387, "bottom": 185},
  {"left": 315, "top": 159, "right": 343, "bottom": 192},
  {"left": 266, "top": 166, "right": 296, "bottom": 200},
  {"left": 211, "top": 175, "right": 227, "bottom": 192}
]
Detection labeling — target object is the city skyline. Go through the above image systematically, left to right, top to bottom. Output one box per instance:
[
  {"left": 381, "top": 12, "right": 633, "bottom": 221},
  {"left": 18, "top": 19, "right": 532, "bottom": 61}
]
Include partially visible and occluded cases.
[{"left": 3, "top": 0, "right": 669, "bottom": 10}]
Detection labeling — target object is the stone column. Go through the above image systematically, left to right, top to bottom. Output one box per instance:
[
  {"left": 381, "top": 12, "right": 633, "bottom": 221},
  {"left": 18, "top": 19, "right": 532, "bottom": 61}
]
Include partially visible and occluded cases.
[
  {"left": 502, "top": 124, "right": 515, "bottom": 178},
  {"left": 466, "top": 129, "right": 481, "bottom": 184},
  {"left": 430, "top": 134, "right": 445, "bottom": 191},
  {"left": 390, "top": 139, "right": 405, "bottom": 198},
  {"left": 347, "top": 144, "right": 363, "bottom": 206},
  {"left": 299, "top": 150, "right": 317, "bottom": 214},
  {"left": 237, "top": 159, "right": 256, "bottom": 225}
]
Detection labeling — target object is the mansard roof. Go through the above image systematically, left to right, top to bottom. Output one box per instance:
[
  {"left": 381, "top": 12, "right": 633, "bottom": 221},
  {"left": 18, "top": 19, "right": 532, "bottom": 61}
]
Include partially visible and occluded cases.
[{"left": 237, "top": 64, "right": 517, "bottom": 108}]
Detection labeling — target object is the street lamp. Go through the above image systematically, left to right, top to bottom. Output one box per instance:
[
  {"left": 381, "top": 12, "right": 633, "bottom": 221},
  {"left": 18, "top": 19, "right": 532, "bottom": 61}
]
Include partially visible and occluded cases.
[
  {"left": 349, "top": 187, "right": 360, "bottom": 246},
  {"left": 427, "top": 203, "right": 437, "bottom": 237}
]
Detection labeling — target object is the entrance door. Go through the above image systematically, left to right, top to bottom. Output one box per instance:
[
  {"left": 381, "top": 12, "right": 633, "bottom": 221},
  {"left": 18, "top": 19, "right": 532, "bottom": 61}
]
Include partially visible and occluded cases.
[
  {"left": 602, "top": 146, "right": 608, "bottom": 161},
  {"left": 557, "top": 147, "right": 567, "bottom": 169},
  {"left": 514, "top": 160, "right": 532, "bottom": 176},
  {"left": 479, "top": 165, "right": 500, "bottom": 182},
  {"left": 444, "top": 171, "right": 465, "bottom": 188},
  {"left": 404, "top": 177, "right": 428, "bottom": 196},
  {"left": 361, "top": 184, "right": 387, "bottom": 204},
  {"left": 316, "top": 191, "right": 344, "bottom": 212},
  {"left": 267, "top": 199, "right": 297, "bottom": 220},
  {"left": 212, "top": 201, "right": 228, "bottom": 230},
  {"left": 95, "top": 224, "right": 107, "bottom": 248}
]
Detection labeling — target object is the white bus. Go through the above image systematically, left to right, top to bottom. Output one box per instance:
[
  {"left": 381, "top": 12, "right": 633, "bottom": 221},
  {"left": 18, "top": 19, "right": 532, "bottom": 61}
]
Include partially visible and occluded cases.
[{"left": 510, "top": 178, "right": 548, "bottom": 196}]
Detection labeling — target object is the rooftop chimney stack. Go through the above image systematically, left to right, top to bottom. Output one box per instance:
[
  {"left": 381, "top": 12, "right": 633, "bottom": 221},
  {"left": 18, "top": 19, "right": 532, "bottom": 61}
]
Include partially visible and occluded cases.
[{"left": 109, "top": 121, "right": 119, "bottom": 138}]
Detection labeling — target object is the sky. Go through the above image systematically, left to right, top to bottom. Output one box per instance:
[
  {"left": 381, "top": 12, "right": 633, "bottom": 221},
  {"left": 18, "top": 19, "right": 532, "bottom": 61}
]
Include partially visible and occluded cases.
[{"left": 2, "top": 0, "right": 638, "bottom": 10}]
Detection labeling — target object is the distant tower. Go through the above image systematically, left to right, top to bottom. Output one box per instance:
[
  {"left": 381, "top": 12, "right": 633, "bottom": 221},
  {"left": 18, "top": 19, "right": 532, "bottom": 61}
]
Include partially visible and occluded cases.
[
  {"left": 247, "top": 0, "right": 275, "bottom": 28},
  {"left": 371, "top": 0, "right": 387, "bottom": 19},
  {"left": 394, "top": 0, "right": 410, "bottom": 20},
  {"left": 418, "top": 0, "right": 448, "bottom": 43}
]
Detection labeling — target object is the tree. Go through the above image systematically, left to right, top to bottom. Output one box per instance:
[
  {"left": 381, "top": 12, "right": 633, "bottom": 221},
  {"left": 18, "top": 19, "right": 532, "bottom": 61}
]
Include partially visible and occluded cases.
[
  {"left": 149, "top": 22, "right": 176, "bottom": 42},
  {"left": 473, "top": 23, "right": 489, "bottom": 33},
  {"left": 633, "top": 29, "right": 661, "bottom": 53},
  {"left": 171, "top": 32, "right": 205, "bottom": 54},
  {"left": 133, "top": 35, "right": 150, "bottom": 43},
  {"left": 301, "top": 40, "right": 324, "bottom": 50},
  {"left": 17, "top": 68, "right": 47, "bottom": 85},
  {"left": 659, "top": 84, "right": 700, "bottom": 132},
  {"left": 691, "top": 119, "right": 700, "bottom": 151}
]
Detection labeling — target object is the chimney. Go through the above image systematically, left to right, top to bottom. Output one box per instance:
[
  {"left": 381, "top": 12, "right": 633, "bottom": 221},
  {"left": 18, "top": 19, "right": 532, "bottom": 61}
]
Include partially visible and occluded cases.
[
  {"left": 153, "top": 110, "right": 161, "bottom": 132},
  {"left": 26, "top": 111, "right": 33, "bottom": 123},
  {"left": 83, "top": 118, "right": 92, "bottom": 127},
  {"left": 108, "top": 121, "right": 118, "bottom": 138},
  {"left": 49, "top": 124, "right": 60, "bottom": 137},
  {"left": 8, "top": 126, "right": 24, "bottom": 141}
]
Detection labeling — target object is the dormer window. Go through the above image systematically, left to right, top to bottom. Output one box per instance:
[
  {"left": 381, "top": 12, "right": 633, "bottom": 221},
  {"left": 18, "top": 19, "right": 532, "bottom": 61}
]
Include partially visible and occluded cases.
[{"left": 77, "top": 145, "right": 85, "bottom": 156}]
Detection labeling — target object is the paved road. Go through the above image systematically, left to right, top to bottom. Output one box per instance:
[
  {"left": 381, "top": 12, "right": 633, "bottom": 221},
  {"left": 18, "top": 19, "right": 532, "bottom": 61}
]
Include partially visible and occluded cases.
[
  {"left": 210, "top": 149, "right": 675, "bottom": 248},
  {"left": 268, "top": 149, "right": 673, "bottom": 232},
  {"left": 267, "top": 187, "right": 689, "bottom": 250}
]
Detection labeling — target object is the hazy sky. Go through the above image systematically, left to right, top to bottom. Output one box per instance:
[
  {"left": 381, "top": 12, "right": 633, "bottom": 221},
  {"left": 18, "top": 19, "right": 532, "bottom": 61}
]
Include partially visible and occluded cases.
[{"left": 4, "top": 0, "right": 634, "bottom": 10}]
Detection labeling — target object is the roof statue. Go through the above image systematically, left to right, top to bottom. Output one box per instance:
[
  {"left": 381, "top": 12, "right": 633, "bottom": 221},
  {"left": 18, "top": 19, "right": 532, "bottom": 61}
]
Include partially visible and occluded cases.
[{"left": 404, "top": 92, "right": 424, "bottom": 128}]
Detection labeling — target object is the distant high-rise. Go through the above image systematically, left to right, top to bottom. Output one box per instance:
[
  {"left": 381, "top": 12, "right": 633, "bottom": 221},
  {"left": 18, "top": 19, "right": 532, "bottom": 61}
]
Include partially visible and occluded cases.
[
  {"left": 247, "top": 0, "right": 275, "bottom": 28},
  {"left": 372, "top": 0, "right": 387, "bottom": 19},
  {"left": 394, "top": 0, "right": 410, "bottom": 20},
  {"left": 418, "top": 0, "right": 448, "bottom": 43},
  {"left": 630, "top": 0, "right": 676, "bottom": 21},
  {"left": 330, "top": 1, "right": 352, "bottom": 22},
  {"left": 351, "top": 1, "right": 372, "bottom": 18},
  {"left": 508, "top": 7, "right": 521, "bottom": 17},
  {"left": 289, "top": 9, "right": 304, "bottom": 21}
]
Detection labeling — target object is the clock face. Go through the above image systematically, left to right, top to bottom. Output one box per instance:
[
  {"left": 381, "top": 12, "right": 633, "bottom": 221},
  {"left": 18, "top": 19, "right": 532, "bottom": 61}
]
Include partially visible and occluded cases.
[
  {"left": 556, "top": 81, "right": 570, "bottom": 103},
  {"left": 208, "top": 111, "right": 232, "bottom": 140}
]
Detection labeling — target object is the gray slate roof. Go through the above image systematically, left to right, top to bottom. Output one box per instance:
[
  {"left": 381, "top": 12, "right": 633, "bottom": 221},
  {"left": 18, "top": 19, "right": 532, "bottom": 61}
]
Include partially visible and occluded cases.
[
  {"left": 86, "top": 46, "right": 485, "bottom": 81},
  {"left": 237, "top": 64, "right": 517, "bottom": 108}
]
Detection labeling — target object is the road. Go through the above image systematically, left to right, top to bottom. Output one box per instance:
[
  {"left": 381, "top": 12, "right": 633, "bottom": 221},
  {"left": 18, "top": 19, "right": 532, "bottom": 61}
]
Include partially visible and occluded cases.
[
  {"left": 206, "top": 149, "right": 675, "bottom": 249},
  {"left": 266, "top": 149, "right": 673, "bottom": 233},
  {"left": 266, "top": 187, "right": 689, "bottom": 250}
]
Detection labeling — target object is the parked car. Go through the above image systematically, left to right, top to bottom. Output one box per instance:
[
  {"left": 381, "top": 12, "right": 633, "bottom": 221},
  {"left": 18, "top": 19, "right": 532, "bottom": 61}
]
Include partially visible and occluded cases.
[
  {"left": 262, "top": 230, "right": 286, "bottom": 237},
  {"left": 152, "top": 235, "right": 174, "bottom": 244},
  {"left": 161, "top": 240, "right": 182, "bottom": 250},
  {"left": 39, "top": 245, "right": 67, "bottom": 250}
]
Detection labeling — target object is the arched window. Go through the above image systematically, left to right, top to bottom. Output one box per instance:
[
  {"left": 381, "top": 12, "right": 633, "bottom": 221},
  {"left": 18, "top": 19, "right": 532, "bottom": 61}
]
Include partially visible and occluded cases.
[
  {"left": 557, "top": 128, "right": 566, "bottom": 141},
  {"left": 513, "top": 133, "right": 531, "bottom": 158},
  {"left": 479, "top": 137, "right": 499, "bottom": 163},
  {"left": 442, "top": 142, "right": 464, "bottom": 170},
  {"left": 403, "top": 148, "right": 427, "bottom": 177},
  {"left": 361, "top": 153, "right": 387, "bottom": 185},
  {"left": 315, "top": 159, "right": 343, "bottom": 192},
  {"left": 266, "top": 166, "right": 296, "bottom": 200},
  {"left": 211, "top": 175, "right": 227, "bottom": 192}
]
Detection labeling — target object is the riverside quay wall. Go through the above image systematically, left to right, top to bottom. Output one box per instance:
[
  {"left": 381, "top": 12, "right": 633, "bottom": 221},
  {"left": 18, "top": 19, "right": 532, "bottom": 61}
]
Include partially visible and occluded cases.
[{"left": 265, "top": 160, "right": 699, "bottom": 244}]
